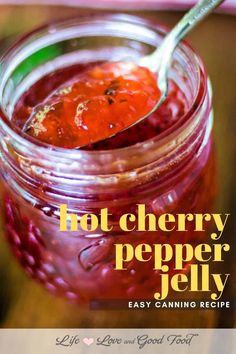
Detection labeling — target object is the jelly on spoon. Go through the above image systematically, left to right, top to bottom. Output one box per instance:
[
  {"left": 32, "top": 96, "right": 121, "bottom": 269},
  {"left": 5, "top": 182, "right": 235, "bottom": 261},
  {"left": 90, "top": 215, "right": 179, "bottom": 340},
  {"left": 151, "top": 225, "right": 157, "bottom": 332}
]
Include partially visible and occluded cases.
[{"left": 23, "top": 62, "right": 161, "bottom": 148}]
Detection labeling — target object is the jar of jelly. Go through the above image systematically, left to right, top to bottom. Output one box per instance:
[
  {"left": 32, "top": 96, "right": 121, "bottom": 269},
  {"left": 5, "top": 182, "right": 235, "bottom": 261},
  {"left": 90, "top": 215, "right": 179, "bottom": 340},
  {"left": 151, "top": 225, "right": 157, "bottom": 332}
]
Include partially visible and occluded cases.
[{"left": 0, "top": 15, "right": 216, "bottom": 303}]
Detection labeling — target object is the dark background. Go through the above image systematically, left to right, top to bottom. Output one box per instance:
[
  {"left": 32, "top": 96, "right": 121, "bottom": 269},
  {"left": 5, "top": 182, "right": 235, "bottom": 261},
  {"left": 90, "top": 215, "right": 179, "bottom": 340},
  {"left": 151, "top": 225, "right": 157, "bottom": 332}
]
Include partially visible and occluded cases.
[{"left": 0, "top": 4, "right": 235, "bottom": 328}]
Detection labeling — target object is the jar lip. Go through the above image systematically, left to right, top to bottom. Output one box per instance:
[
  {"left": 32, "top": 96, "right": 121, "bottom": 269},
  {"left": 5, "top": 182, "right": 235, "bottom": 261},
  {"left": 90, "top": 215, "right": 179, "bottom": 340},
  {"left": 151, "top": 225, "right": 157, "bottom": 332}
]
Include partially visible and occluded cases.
[{"left": 0, "top": 13, "right": 207, "bottom": 162}]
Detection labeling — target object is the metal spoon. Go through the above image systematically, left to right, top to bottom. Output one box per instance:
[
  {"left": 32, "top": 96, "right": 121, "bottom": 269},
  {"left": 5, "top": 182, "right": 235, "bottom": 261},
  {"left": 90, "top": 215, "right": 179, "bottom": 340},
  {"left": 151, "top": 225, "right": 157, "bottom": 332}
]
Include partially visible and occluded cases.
[{"left": 24, "top": 0, "right": 224, "bottom": 149}]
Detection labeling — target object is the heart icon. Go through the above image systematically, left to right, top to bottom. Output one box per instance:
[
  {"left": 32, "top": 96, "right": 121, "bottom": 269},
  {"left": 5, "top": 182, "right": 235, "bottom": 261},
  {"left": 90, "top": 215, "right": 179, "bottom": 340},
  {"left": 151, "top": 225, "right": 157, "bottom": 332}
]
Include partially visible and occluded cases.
[{"left": 83, "top": 337, "right": 94, "bottom": 346}]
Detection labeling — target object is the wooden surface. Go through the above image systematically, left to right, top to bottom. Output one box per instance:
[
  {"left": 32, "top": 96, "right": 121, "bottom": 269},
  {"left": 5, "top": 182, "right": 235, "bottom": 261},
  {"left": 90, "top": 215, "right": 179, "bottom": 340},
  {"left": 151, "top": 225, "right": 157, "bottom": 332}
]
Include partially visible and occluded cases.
[{"left": 0, "top": 4, "right": 235, "bottom": 328}]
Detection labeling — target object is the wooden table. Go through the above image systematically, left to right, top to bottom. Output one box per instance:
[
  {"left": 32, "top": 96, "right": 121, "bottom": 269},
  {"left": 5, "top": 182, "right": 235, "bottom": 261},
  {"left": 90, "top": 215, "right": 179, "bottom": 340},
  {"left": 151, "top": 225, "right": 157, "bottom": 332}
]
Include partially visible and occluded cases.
[{"left": 0, "top": 4, "right": 235, "bottom": 328}]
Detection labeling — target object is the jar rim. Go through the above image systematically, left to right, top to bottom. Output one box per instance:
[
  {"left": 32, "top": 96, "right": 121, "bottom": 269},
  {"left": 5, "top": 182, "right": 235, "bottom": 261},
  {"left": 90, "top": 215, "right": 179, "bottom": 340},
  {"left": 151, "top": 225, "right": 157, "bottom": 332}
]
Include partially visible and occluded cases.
[{"left": 0, "top": 13, "right": 208, "bottom": 174}]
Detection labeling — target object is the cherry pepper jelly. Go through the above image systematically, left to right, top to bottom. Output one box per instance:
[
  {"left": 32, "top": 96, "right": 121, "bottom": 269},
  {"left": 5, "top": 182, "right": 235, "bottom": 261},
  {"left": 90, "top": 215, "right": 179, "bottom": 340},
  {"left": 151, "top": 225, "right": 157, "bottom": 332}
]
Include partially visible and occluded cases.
[
  {"left": 0, "top": 16, "right": 217, "bottom": 303},
  {"left": 13, "top": 62, "right": 186, "bottom": 150},
  {"left": 16, "top": 62, "right": 162, "bottom": 148}
]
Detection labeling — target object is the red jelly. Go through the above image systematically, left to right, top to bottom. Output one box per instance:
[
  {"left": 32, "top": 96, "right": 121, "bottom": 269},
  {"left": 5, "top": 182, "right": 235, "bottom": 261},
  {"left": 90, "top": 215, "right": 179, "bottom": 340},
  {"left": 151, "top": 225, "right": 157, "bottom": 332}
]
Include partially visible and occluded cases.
[
  {"left": 0, "top": 16, "right": 217, "bottom": 303},
  {"left": 13, "top": 62, "right": 184, "bottom": 150},
  {"left": 20, "top": 62, "right": 161, "bottom": 148}
]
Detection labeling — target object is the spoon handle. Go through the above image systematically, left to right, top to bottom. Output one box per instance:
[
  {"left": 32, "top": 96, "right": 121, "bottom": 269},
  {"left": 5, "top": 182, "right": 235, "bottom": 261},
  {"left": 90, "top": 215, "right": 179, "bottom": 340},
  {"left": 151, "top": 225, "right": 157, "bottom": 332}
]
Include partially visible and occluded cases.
[{"left": 143, "top": 0, "right": 225, "bottom": 94}]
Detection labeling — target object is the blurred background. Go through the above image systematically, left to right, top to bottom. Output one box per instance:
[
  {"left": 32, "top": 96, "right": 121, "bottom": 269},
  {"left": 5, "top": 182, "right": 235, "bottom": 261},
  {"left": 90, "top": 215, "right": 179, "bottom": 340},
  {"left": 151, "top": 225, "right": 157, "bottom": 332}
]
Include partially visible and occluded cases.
[{"left": 0, "top": 1, "right": 235, "bottom": 328}]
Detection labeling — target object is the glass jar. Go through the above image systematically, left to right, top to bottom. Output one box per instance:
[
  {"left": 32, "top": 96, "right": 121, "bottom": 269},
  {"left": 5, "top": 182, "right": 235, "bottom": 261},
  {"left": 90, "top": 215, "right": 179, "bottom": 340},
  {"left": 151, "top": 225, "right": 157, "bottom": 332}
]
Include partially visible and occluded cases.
[{"left": 0, "top": 14, "right": 216, "bottom": 303}]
